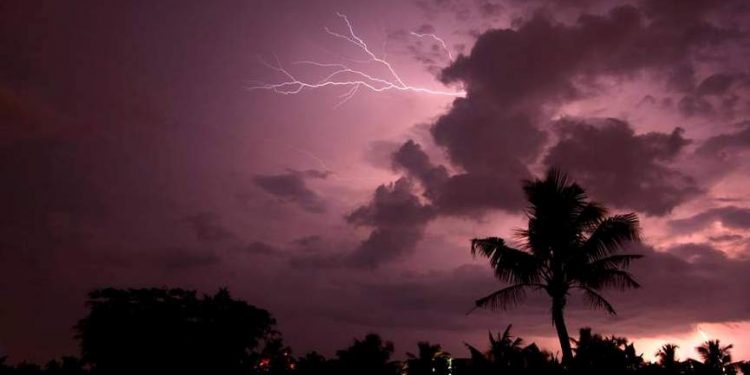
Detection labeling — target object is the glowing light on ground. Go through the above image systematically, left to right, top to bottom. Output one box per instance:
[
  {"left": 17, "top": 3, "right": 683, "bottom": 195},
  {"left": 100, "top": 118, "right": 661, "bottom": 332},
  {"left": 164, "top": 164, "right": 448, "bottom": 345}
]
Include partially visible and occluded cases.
[{"left": 248, "top": 13, "right": 465, "bottom": 106}]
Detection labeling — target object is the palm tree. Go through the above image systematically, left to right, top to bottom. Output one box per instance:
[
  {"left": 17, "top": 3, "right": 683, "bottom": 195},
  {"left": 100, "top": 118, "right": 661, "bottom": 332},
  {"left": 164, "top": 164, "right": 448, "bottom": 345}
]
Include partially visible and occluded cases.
[
  {"left": 470, "top": 169, "right": 642, "bottom": 365},
  {"left": 696, "top": 340, "right": 735, "bottom": 375},
  {"left": 657, "top": 344, "right": 679, "bottom": 369}
]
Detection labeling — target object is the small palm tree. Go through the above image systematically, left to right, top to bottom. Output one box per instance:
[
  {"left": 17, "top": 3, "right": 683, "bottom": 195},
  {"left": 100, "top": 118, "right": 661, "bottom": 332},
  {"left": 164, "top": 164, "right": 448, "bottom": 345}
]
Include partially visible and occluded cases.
[
  {"left": 470, "top": 169, "right": 642, "bottom": 365},
  {"left": 464, "top": 325, "right": 547, "bottom": 374},
  {"left": 487, "top": 325, "right": 524, "bottom": 368},
  {"left": 697, "top": 340, "right": 735, "bottom": 375}
]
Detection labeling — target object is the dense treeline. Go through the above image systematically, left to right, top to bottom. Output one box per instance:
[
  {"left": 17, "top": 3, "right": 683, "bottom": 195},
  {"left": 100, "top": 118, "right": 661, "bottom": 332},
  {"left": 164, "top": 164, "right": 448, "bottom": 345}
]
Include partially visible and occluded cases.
[{"left": 0, "top": 287, "right": 748, "bottom": 375}]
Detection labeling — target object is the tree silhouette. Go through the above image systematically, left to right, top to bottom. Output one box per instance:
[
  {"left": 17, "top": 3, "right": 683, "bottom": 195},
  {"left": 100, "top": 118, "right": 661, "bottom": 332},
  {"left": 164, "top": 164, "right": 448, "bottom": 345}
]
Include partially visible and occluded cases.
[
  {"left": 470, "top": 169, "right": 642, "bottom": 365},
  {"left": 75, "top": 287, "right": 275, "bottom": 375},
  {"left": 464, "top": 325, "right": 560, "bottom": 375},
  {"left": 571, "top": 328, "right": 643, "bottom": 375},
  {"left": 334, "top": 334, "right": 396, "bottom": 375},
  {"left": 256, "top": 337, "right": 295, "bottom": 375},
  {"left": 696, "top": 340, "right": 735, "bottom": 375},
  {"left": 405, "top": 342, "right": 450, "bottom": 375},
  {"left": 656, "top": 344, "right": 681, "bottom": 375},
  {"left": 295, "top": 352, "right": 330, "bottom": 375},
  {"left": 43, "top": 357, "right": 88, "bottom": 375},
  {"left": 737, "top": 361, "right": 750, "bottom": 375}
]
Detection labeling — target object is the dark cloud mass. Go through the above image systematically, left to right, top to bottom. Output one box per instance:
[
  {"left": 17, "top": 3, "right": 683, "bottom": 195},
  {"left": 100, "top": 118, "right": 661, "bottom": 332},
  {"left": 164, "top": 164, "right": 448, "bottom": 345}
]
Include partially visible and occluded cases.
[
  {"left": 345, "top": 0, "right": 750, "bottom": 268},
  {"left": 377, "top": 0, "right": 738, "bottom": 228},
  {"left": 420, "top": 1, "right": 735, "bottom": 216},
  {"left": 441, "top": 2, "right": 738, "bottom": 102},
  {"left": 678, "top": 73, "right": 750, "bottom": 118},
  {"left": 544, "top": 118, "right": 699, "bottom": 215},
  {"left": 696, "top": 121, "right": 750, "bottom": 159},
  {"left": 392, "top": 138, "right": 528, "bottom": 215},
  {"left": 253, "top": 170, "right": 329, "bottom": 214},
  {"left": 342, "top": 240, "right": 750, "bottom": 336},
  {"left": 315, "top": 241, "right": 750, "bottom": 337},
  {"left": 611, "top": 242, "right": 750, "bottom": 332}
]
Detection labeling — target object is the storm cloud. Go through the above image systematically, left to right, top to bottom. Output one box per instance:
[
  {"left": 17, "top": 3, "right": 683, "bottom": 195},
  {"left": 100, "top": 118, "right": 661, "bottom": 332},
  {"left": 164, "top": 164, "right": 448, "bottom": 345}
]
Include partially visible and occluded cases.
[{"left": 544, "top": 118, "right": 699, "bottom": 215}]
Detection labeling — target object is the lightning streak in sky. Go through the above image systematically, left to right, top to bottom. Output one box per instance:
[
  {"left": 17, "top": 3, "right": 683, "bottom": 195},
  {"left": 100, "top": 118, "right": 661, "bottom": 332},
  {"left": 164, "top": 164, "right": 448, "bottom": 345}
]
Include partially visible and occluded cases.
[
  {"left": 248, "top": 13, "right": 465, "bottom": 105},
  {"left": 410, "top": 31, "right": 454, "bottom": 61},
  {"left": 698, "top": 327, "right": 709, "bottom": 341}
]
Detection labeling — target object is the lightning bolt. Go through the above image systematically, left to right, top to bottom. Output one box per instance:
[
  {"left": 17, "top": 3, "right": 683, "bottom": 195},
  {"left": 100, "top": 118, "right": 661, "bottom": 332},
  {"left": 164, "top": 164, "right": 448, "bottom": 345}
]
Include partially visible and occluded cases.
[
  {"left": 248, "top": 13, "right": 465, "bottom": 106},
  {"left": 410, "top": 31, "right": 454, "bottom": 61},
  {"left": 698, "top": 327, "right": 709, "bottom": 341}
]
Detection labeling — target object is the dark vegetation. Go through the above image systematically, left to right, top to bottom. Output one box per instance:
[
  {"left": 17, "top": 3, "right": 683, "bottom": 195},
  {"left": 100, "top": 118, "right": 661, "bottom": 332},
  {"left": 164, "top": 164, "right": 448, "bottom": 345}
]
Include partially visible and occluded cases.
[
  {"left": 1, "top": 170, "right": 747, "bottom": 375},
  {"left": 0, "top": 298, "right": 746, "bottom": 375}
]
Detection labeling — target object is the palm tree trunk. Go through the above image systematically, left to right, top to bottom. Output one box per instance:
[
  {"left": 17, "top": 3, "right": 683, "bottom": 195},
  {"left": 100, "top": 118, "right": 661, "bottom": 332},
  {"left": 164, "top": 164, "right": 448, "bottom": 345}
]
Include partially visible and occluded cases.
[{"left": 552, "top": 297, "right": 574, "bottom": 366}]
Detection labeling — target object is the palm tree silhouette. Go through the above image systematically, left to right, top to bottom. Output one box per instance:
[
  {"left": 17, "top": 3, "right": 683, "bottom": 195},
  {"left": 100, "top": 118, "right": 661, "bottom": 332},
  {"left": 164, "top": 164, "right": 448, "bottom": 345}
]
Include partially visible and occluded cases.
[
  {"left": 470, "top": 169, "right": 642, "bottom": 365},
  {"left": 696, "top": 340, "right": 735, "bottom": 375}
]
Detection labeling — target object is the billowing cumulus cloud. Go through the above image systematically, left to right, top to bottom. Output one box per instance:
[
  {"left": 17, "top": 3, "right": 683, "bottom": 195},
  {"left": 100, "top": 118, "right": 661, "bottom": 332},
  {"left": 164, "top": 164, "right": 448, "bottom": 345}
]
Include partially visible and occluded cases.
[
  {"left": 419, "top": 1, "right": 734, "bottom": 217},
  {"left": 441, "top": 2, "right": 739, "bottom": 102},
  {"left": 544, "top": 118, "right": 699, "bottom": 215},
  {"left": 392, "top": 139, "right": 527, "bottom": 215},
  {"left": 346, "top": 178, "right": 435, "bottom": 268}
]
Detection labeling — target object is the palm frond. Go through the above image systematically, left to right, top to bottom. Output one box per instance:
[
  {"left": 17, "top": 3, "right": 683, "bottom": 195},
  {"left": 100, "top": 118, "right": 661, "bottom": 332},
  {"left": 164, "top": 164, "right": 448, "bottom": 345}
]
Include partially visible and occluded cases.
[
  {"left": 522, "top": 169, "right": 587, "bottom": 217},
  {"left": 575, "top": 202, "right": 607, "bottom": 233},
  {"left": 583, "top": 214, "right": 641, "bottom": 260},
  {"left": 471, "top": 237, "right": 543, "bottom": 283},
  {"left": 589, "top": 254, "right": 643, "bottom": 269},
  {"left": 581, "top": 269, "right": 641, "bottom": 291},
  {"left": 474, "top": 284, "right": 534, "bottom": 311},
  {"left": 578, "top": 286, "right": 617, "bottom": 315},
  {"left": 502, "top": 324, "right": 513, "bottom": 341},
  {"left": 465, "top": 342, "right": 489, "bottom": 363}
]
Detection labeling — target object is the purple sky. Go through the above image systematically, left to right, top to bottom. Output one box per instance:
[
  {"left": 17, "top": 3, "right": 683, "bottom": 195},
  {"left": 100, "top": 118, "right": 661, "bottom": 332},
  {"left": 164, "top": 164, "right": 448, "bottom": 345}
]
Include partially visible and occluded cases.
[{"left": 2, "top": 0, "right": 750, "bottom": 364}]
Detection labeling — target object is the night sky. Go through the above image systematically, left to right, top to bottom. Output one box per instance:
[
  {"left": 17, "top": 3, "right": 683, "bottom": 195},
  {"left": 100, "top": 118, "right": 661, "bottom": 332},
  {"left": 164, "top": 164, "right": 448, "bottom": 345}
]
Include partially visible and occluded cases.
[{"left": 2, "top": 0, "right": 750, "bottom": 364}]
